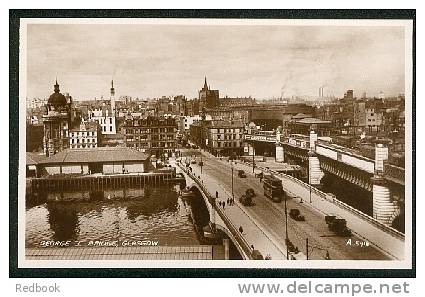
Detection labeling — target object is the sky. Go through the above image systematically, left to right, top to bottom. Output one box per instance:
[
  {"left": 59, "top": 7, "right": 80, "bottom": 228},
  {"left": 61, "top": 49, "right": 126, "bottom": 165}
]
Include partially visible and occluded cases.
[{"left": 26, "top": 23, "right": 406, "bottom": 100}]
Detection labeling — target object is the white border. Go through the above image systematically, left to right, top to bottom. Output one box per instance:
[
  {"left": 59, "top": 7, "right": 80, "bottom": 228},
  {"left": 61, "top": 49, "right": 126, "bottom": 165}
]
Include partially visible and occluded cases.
[{"left": 18, "top": 17, "right": 414, "bottom": 270}]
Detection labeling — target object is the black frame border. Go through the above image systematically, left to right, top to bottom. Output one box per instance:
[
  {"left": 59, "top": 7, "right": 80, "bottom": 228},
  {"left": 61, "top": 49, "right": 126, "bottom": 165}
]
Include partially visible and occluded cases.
[{"left": 9, "top": 9, "right": 416, "bottom": 278}]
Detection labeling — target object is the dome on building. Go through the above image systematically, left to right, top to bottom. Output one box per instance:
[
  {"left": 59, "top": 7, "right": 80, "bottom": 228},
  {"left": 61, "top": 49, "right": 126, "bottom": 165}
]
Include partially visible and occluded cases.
[{"left": 48, "top": 80, "right": 67, "bottom": 107}]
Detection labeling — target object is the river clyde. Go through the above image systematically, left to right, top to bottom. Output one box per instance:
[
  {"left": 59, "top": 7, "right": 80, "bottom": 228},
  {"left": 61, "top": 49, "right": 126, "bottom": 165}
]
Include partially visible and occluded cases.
[{"left": 25, "top": 185, "right": 200, "bottom": 248}]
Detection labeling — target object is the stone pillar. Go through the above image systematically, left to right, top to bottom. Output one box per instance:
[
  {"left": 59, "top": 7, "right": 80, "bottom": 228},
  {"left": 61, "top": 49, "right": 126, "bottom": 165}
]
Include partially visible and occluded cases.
[
  {"left": 308, "top": 130, "right": 323, "bottom": 186},
  {"left": 309, "top": 130, "right": 318, "bottom": 151},
  {"left": 248, "top": 144, "right": 254, "bottom": 156},
  {"left": 275, "top": 144, "right": 284, "bottom": 162},
  {"left": 372, "top": 144, "right": 396, "bottom": 225},
  {"left": 375, "top": 144, "right": 389, "bottom": 172},
  {"left": 308, "top": 151, "right": 324, "bottom": 186}
]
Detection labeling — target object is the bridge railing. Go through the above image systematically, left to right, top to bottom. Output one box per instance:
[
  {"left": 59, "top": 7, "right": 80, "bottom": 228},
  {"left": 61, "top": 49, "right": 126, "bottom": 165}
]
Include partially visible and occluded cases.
[
  {"left": 177, "top": 162, "right": 258, "bottom": 260},
  {"left": 385, "top": 164, "right": 405, "bottom": 184},
  {"left": 258, "top": 165, "right": 405, "bottom": 241}
]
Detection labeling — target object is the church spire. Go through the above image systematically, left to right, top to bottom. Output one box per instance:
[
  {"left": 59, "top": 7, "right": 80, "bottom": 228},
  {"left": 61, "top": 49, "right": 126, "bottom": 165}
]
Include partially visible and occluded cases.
[
  {"left": 203, "top": 76, "right": 208, "bottom": 90},
  {"left": 54, "top": 78, "right": 60, "bottom": 93},
  {"left": 110, "top": 79, "right": 115, "bottom": 96}
]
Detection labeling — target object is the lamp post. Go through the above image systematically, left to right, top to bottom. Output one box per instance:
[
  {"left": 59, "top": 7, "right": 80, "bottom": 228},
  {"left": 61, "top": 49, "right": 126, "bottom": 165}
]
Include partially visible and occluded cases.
[
  {"left": 252, "top": 146, "right": 255, "bottom": 174},
  {"left": 308, "top": 151, "right": 312, "bottom": 203},
  {"left": 231, "top": 165, "right": 234, "bottom": 200},
  {"left": 284, "top": 193, "right": 289, "bottom": 260},
  {"left": 306, "top": 238, "right": 309, "bottom": 260}
]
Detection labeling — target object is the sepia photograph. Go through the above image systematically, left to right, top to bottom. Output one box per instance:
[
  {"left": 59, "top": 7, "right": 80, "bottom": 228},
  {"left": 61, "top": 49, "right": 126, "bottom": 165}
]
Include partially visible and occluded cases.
[{"left": 16, "top": 15, "right": 413, "bottom": 270}]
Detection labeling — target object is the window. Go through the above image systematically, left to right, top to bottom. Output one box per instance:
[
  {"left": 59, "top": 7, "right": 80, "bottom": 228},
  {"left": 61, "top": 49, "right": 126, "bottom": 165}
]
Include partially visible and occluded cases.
[{"left": 110, "top": 126, "right": 112, "bottom": 132}]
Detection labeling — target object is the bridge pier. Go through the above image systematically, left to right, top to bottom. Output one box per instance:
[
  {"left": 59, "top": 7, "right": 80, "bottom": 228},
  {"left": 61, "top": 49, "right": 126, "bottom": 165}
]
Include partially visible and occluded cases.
[
  {"left": 308, "top": 130, "right": 324, "bottom": 187},
  {"left": 275, "top": 144, "right": 284, "bottom": 162},
  {"left": 372, "top": 144, "right": 400, "bottom": 226},
  {"left": 308, "top": 152, "right": 324, "bottom": 187},
  {"left": 372, "top": 176, "right": 397, "bottom": 225}
]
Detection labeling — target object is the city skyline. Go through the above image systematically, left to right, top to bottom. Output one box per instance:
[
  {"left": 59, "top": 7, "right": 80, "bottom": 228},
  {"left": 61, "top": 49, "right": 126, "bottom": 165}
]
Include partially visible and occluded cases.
[{"left": 27, "top": 23, "right": 406, "bottom": 100}]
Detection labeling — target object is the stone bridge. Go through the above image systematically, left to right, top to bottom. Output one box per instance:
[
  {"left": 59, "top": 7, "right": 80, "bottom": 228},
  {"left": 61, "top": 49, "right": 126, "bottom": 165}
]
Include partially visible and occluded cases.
[
  {"left": 175, "top": 162, "right": 293, "bottom": 260},
  {"left": 178, "top": 166, "right": 262, "bottom": 260}
]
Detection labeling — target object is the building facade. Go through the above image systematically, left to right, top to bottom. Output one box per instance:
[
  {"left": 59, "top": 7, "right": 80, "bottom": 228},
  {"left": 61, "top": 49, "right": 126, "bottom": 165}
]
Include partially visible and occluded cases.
[
  {"left": 42, "top": 80, "right": 72, "bottom": 156},
  {"left": 365, "top": 106, "right": 383, "bottom": 131},
  {"left": 122, "top": 116, "right": 177, "bottom": 157},
  {"left": 190, "top": 119, "right": 244, "bottom": 156},
  {"left": 69, "top": 121, "right": 100, "bottom": 149}
]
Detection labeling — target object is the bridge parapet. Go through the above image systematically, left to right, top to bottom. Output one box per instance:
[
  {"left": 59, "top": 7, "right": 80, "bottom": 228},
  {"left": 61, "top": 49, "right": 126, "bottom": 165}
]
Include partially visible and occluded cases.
[{"left": 384, "top": 164, "right": 405, "bottom": 185}]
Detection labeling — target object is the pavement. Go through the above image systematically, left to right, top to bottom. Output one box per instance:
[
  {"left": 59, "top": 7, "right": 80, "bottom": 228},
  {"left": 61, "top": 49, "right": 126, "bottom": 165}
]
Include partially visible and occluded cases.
[
  {"left": 178, "top": 149, "right": 393, "bottom": 260},
  {"left": 26, "top": 246, "right": 217, "bottom": 260}
]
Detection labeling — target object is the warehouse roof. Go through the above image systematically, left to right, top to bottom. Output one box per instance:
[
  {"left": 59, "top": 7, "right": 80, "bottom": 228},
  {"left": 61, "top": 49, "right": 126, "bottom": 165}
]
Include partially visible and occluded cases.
[
  {"left": 37, "top": 147, "right": 149, "bottom": 165},
  {"left": 26, "top": 152, "right": 47, "bottom": 166}
]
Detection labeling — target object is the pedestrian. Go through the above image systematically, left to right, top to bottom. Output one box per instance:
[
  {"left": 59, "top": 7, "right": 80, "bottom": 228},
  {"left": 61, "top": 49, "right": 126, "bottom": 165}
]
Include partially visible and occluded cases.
[
  {"left": 215, "top": 191, "right": 219, "bottom": 199},
  {"left": 227, "top": 198, "right": 230, "bottom": 205},
  {"left": 223, "top": 201, "right": 225, "bottom": 209},
  {"left": 239, "top": 226, "right": 244, "bottom": 234},
  {"left": 250, "top": 245, "right": 254, "bottom": 250},
  {"left": 325, "top": 251, "right": 331, "bottom": 260}
]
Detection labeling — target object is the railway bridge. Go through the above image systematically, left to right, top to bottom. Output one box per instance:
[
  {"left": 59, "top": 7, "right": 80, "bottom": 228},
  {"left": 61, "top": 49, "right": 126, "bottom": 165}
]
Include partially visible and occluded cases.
[{"left": 243, "top": 131, "right": 405, "bottom": 227}]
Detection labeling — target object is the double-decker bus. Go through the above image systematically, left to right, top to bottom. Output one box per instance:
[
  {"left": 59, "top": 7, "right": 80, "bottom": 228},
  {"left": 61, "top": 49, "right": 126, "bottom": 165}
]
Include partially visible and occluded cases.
[{"left": 263, "top": 174, "right": 283, "bottom": 203}]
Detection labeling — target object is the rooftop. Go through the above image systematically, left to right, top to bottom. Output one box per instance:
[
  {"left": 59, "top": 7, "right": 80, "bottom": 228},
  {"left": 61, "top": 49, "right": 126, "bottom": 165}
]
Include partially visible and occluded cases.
[
  {"left": 292, "top": 113, "right": 312, "bottom": 119},
  {"left": 294, "top": 117, "right": 332, "bottom": 125},
  {"left": 206, "top": 119, "right": 245, "bottom": 128},
  {"left": 36, "top": 147, "right": 149, "bottom": 165},
  {"left": 26, "top": 152, "right": 47, "bottom": 166}
]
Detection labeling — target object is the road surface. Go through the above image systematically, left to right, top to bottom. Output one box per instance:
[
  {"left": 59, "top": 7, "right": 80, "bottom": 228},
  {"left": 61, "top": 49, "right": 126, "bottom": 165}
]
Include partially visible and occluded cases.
[{"left": 180, "top": 149, "right": 390, "bottom": 260}]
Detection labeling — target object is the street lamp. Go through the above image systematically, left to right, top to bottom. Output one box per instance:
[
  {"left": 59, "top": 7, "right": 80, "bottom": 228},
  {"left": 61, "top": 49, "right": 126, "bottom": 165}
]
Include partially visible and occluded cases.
[
  {"left": 252, "top": 146, "right": 255, "bottom": 174},
  {"left": 231, "top": 165, "right": 234, "bottom": 200},
  {"left": 284, "top": 192, "right": 289, "bottom": 260}
]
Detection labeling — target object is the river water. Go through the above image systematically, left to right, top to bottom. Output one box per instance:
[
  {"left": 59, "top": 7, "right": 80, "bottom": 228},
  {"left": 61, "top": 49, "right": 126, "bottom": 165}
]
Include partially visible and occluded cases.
[{"left": 25, "top": 185, "right": 200, "bottom": 248}]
